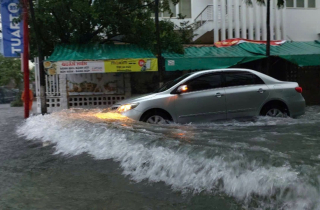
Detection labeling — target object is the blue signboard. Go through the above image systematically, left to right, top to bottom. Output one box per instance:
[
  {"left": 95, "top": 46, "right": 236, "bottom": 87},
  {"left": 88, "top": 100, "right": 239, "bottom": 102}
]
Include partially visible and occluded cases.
[{"left": 0, "top": 0, "right": 23, "bottom": 57}]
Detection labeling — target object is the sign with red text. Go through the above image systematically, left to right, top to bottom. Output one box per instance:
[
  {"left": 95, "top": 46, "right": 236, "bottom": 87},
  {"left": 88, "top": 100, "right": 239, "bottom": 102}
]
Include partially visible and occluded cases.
[{"left": 44, "top": 61, "right": 104, "bottom": 75}]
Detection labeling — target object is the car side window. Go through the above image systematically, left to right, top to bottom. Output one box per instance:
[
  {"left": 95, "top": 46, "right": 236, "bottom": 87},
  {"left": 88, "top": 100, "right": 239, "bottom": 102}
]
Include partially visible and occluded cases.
[
  {"left": 224, "top": 71, "right": 264, "bottom": 87},
  {"left": 186, "top": 73, "right": 222, "bottom": 92}
]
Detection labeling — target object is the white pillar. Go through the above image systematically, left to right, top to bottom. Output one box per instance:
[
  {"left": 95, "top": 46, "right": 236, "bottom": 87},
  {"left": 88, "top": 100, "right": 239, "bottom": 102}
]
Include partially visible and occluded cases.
[
  {"left": 213, "top": 0, "right": 219, "bottom": 42},
  {"left": 221, "top": 0, "right": 226, "bottom": 40},
  {"left": 228, "top": 0, "right": 233, "bottom": 39},
  {"left": 234, "top": 0, "right": 240, "bottom": 38},
  {"left": 270, "top": 0, "right": 274, "bottom": 40},
  {"left": 241, "top": 1, "right": 247, "bottom": 39},
  {"left": 254, "top": 1, "right": 261, "bottom": 40},
  {"left": 261, "top": 3, "right": 267, "bottom": 40},
  {"left": 248, "top": 4, "right": 254, "bottom": 39},
  {"left": 275, "top": 6, "right": 281, "bottom": 40},
  {"left": 281, "top": 7, "right": 286, "bottom": 40},
  {"left": 34, "top": 57, "right": 41, "bottom": 114},
  {"left": 59, "top": 74, "right": 68, "bottom": 110}
]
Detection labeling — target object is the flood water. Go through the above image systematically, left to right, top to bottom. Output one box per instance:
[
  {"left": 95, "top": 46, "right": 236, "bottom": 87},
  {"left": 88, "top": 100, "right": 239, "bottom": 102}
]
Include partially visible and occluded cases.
[{"left": 1, "top": 105, "right": 320, "bottom": 209}]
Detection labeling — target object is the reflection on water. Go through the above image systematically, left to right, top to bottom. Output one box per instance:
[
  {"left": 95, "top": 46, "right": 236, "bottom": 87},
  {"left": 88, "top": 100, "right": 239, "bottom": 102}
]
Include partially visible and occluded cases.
[{"left": 17, "top": 107, "right": 320, "bottom": 210}]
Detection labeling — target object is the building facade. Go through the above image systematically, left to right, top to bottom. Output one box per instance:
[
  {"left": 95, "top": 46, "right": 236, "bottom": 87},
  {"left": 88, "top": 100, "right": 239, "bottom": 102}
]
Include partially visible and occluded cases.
[{"left": 160, "top": 0, "right": 320, "bottom": 43}]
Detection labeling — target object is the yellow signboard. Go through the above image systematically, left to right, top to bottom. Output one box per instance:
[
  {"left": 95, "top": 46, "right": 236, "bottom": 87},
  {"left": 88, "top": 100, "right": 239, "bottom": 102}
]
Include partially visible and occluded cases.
[
  {"left": 43, "top": 58, "right": 158, "bottom": 75},
  {"left": 104, "top": 58, "right": 158, "bottom": 72}
]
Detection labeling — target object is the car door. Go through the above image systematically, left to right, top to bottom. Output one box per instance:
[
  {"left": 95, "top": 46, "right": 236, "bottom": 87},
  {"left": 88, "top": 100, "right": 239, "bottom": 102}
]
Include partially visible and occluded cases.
[
  {"left": 223, "top": 71, "right": 269, "bottom": 119},
  {"left": 174, "top": 72, "right": 226, "bottom": 123}
]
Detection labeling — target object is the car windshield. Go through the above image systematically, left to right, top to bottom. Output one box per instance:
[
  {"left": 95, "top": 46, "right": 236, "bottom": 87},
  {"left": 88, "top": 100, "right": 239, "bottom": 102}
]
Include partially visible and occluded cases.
[{"left": 154, "top": 73, "right": 193, "bottom": 93}]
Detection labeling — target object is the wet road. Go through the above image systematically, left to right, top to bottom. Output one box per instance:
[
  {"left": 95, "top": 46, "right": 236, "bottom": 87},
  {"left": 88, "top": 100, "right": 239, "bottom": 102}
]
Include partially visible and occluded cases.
[{"left": 1, "top": 104, "right": 320, "bottom": 210}]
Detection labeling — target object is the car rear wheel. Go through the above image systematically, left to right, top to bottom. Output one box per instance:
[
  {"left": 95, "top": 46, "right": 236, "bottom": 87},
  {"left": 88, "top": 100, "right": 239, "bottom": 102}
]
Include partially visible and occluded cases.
[
  {"left": 261, "top": 105, "right": 288, "bottom": 118},
  {"left": 266, "top": 108, "right": 285, "bottom": 117},
  {"left": 141, "top": 110, "right": 172, "bottom": 124}
]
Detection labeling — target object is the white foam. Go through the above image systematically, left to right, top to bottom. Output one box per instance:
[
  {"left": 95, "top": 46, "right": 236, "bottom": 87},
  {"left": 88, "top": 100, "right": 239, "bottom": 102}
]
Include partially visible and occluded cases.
[{"left": 17, "top": 110, "right": 320, "bottom": 209}]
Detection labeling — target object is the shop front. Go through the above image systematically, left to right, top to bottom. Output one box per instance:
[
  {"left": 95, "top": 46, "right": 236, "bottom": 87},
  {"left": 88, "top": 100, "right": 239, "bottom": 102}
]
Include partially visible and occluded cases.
[{"left": 34, "top": 44, "right": 157, "bottom": 113}]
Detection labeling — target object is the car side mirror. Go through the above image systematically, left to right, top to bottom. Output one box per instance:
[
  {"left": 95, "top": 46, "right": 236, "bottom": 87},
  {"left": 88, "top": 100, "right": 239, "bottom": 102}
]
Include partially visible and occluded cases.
[{"left": 176, "top": 85, "right": 188, "bottom": 94}]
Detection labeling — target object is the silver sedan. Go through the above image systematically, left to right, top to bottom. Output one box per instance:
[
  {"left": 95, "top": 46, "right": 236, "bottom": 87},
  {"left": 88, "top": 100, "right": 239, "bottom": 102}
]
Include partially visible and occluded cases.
[{"left": 112, "top": 69, "right": 306, "bottom": 124}]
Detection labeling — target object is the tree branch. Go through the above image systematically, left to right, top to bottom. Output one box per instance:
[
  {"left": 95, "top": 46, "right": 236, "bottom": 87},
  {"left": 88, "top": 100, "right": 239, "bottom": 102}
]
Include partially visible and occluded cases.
[{"left": 52, "top": 10, "right": 69, "bottom": 43}]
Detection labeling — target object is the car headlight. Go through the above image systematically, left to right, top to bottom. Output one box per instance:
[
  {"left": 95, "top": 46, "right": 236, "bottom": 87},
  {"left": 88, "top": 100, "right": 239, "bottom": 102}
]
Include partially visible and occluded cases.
[{"left": 117, "top": 103, "right": 139, "bottom": 113}]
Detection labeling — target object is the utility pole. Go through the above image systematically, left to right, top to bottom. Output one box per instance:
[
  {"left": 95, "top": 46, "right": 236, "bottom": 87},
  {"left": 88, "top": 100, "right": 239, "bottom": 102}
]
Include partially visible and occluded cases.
[
  {"left": 23, "top": 0, "right": 30, "bottom": 118},
  {"left": 29, "top": 0, "right": 47, "bottom": 114},
  {"left": 155, "top": 0, "right": 163, "bottom": 87},
  {"left": 266, "top": 0, "right": 271, "bottom": 75}
]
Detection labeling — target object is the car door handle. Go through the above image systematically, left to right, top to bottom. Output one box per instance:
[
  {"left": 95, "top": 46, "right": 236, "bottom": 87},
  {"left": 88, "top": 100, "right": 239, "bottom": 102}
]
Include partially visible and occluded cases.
[
  {"left": 257, "top": 88, "right": 264, "bottom": 93},
  {"left": 216, "top": 92, "right": 224, "bottom": 98}
]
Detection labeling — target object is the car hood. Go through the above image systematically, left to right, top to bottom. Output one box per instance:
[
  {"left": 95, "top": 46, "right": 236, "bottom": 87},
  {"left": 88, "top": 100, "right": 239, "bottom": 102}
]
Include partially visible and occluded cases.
[{"left": 116, "top": 93, "right": 157, "bottom": 105}]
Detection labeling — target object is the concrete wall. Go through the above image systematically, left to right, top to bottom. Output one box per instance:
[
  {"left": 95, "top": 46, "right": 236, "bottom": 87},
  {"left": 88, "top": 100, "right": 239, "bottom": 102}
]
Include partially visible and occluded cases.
[
  {"left": 163, "top": 0, "right": 320, "bottom": 43},
  {"left": 192, "top": 0, "right": 212, "bottom": 19},
  {"left": 285, "top": 0, "right": 320, "bottom": 41}
]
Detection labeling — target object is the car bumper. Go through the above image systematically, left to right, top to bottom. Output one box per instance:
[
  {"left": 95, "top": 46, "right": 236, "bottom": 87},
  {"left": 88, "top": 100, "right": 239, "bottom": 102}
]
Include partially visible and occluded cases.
[
  {"left": 288, "top": 96, "right": 306, "bottom": 118},
  {"left": 120, "top": 109, "right": 143, "bottom": 121}
]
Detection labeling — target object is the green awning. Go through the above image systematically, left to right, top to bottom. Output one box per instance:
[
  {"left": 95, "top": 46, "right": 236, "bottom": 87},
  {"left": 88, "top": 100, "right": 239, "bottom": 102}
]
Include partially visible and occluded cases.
[
  {"left": 239, "top": 41, "right": 320, "bottom": 66},
  {"left": 47, "top": 44, "right": 156, "bottom": 61},
  {"left": 163, "top": 46, "right": 265, "bottom": 71}
]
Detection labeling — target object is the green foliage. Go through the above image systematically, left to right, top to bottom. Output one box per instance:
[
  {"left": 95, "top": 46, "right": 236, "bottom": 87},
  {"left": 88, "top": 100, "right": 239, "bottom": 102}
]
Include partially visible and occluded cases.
[
  {"left": 29, "top": 0, "right": 189, "bottom": 57},
  {"left": 175, "top": 21, "right": 196, "bottom": 44},
  {"left": 0, "top": 55, "right": 23, "bottom": 88},
  {"left": 10, "top": 89, "right": 23, "bottom": 107},
  {"left": 10, "top": 98, "right": 23, "bottom": 107}
]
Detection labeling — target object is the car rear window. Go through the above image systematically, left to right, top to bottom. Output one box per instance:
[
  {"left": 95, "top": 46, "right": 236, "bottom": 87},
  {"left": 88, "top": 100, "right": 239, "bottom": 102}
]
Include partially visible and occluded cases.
[{"left": 224, "top": 71, "right": 264, "bottom": 87}]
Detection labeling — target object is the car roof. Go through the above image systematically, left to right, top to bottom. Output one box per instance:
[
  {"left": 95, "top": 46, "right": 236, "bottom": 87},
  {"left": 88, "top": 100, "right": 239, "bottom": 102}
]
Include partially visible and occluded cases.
[
  {"left": 182, "top": 68, "right": 280, "bottom": 84},
  {"left": 191, "top": 68, "right": 255, "bottom": 75}
]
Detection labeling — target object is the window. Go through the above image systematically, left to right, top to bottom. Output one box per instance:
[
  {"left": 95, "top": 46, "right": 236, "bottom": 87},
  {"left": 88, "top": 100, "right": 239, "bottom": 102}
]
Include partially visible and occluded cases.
[
  {"left": 151, "top": 0, "right": 191, "bottom": 18},
  {"left": 151, "top": 0, "right": 177, "bottom": 18},
  {"left": 163, "top": 0, "right": 176, "bottom": 17},
  {"left": 179, "top": 0, "right": 191, "bottom": 18},
  {"left": 286, "top": 0, "right": 316, "bottom": 8},
  {"left": 286, "top": 0, "right": 294, "bottom": 7},
  {"left": 297, "top": 0, "right": 305, "bottom": 7},
  {"left": 308, "top": 0, "right": 316, "bottom": 8},
  {"left": 224, "top": 72, "right": 264, "bottom": 87},
  {"left": 185, "top": 73, "right": 222, "bottom": 92}
]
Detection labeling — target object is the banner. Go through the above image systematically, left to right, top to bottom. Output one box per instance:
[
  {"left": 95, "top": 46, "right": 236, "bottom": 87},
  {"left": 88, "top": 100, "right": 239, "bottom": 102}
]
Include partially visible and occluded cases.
[
  {"left": 0, "top": 0, "right": 23, "bottom": 57},
  {"left": 214, "top": 38, "right": 286, "bottom": 48},
  {"left": 43, "top": 58, "right": 158, "bottom": 75},
  {"left": 104, "top": 58, "right": 158, "bottom": 72},
  {"left": 44, "top": 61, "right": 105, "bottom": 75},
  {"left": 66, "top": 74, "right": 125, "bottom": 95}
]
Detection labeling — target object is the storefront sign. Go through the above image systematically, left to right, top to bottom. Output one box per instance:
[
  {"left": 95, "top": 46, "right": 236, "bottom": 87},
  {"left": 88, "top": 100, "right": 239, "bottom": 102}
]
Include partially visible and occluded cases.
[
  {"left": 0, "top": 0, "right": 23, "bottom": 57},
  {"left": 104, "top": 58, "right": 157, "bottom": 72},
  {"left": 43, "top": 59, "right": 158, "bottom": 75}
]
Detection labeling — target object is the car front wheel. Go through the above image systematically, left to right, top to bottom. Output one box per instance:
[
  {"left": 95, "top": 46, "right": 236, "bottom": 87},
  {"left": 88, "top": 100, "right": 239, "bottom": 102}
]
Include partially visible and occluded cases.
[{"left": 141, "top": 110, "right": 172, "bottom": 124}]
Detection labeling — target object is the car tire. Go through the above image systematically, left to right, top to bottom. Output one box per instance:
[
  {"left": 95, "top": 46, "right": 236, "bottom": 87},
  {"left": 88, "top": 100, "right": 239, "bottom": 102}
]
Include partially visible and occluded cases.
[
  {"left": 261, "top": 104, "right": 288, "bottom": 118},
  {"left": 141, "top": 110, "right": 172, "bottom": 124}
]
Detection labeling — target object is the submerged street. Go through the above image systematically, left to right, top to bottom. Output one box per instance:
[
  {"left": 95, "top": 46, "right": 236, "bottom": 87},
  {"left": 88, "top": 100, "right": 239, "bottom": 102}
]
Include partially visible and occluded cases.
[{"left": 1, "top": 104, "right": 320, "bottom": 210}]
